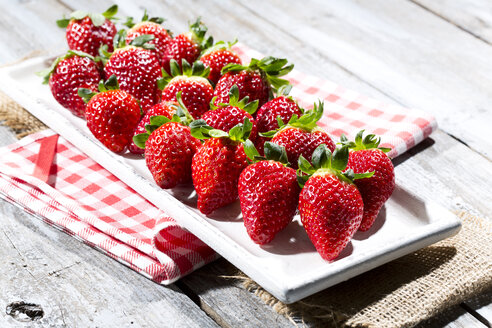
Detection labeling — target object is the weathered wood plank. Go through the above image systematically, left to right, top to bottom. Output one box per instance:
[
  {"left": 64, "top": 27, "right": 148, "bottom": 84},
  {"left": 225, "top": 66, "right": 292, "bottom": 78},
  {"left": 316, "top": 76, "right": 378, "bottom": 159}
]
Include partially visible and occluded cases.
[
  {"left": 0, "top": 0, "right": 67, "bottom": 64},
  {"left": 1, "top": 0, "right": 490, "bottom": 327},
  {"left": 55, "top": 0, "right": 492, "bottom": 326},
  {"left": 235, "top": 0, "right": 492, "bottom": 159},
  {"left": 412, "top": 0, "right": 492, "bottom": 44},
  {"left": 0, "top": 199, "right": 219, "bottom": 328},
  {"left": 179, "top": 259, "right": 296, "bottom": 328},
  {"left": 416, "top": 305, "right": 488, "bottom": 328}
]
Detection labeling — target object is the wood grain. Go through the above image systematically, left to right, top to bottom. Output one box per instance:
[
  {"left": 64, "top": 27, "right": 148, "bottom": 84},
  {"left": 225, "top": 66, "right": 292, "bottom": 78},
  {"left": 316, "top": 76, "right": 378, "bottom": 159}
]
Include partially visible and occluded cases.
[
  {"left": 0, "top": 0, "right": 490, "bottom": 327},
  {"left": 0, "top": 0, "right": 66, "bottom": 64},
  {"left": 236, "top": 0, "right": 492, "bottom": 160},
  {"left": 412, "top": 0, "right": 492, "bottom": 44},
  {"left": 0, "top": 198, "right": 219, "bottom": 327}
]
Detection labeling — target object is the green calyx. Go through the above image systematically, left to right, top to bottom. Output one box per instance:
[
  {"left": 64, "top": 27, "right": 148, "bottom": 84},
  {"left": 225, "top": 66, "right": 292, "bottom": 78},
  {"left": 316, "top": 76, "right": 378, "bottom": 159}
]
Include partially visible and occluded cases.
[
  {"left": 57, "top": 5, "right": 118, "bottom": 28},
  {"left": 123, "top": 9, "right": 166, "bottom": 28},
  {"left": 189, "top": 17, "right": 214, "bottom": 51},
  {"left": 112, "top": 29, "right": 127, "bottom": 51},
  {"left": 112, "top": 31, "right": 156, "bottom": 54},
  {"left": 100, "top": 32, "right": 156, "bottom": 66},
  {"left": 129, "top": 34, "right": 156, "bottom": 50},
  {"left": 200, "top": 39, "right": 237, "bottom": 57},
  {"left": 36, "top": 50, "right": 96, "bottom": 84},
  {"left": 221, "top": 56, "right": 294, "bottom": 95},
  {"left": 157, "top": 59, "right": 211, "bottom": 90},
  {"left": 77, "top": 74, "right": 119, "bottom": 103},
  {"left": 276, "top": 84, "right": 293, "bottom": 97},
  {"left": 210, "top": 85, "right": 258, "bottom": 115},
  {"left": 132, "top": 91, "right": 195, "bottom": 149},
  {"left": 175, "top": 91, "right": 197, "bottom": 125},
  {"left": 260, "top": 100, "right": 323, "bottom": 138},
  {"left": 133, "top": 114, "right": 183, "bottom": 149},
  {"left": 189, "top": 117, "right": 252, "bottom": 143},
  {"left": 340, "top": 130, "right": 391, "bottom": 153},
  {"left": 243, "top": 141, "right": 289, "bottom": 165},
  {"left": 296, "top": 144, "right": 374, "bottom": 188}
]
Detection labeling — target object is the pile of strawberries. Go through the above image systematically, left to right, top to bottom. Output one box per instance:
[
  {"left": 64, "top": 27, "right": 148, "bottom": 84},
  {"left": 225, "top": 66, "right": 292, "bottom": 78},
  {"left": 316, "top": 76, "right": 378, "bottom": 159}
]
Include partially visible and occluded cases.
[{"left": 38, "top": 6, "right": 395, "bottom": 261}]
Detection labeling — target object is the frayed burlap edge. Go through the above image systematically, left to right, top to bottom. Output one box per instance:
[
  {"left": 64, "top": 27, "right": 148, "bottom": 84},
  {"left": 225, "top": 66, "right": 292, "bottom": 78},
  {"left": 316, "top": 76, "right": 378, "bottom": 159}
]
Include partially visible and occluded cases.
[
  {"left": 0, "top": 91, "right": 47, "bottom": 139},
  {"left": 223, "top": 212, "right": 492, "bottom": 328}
]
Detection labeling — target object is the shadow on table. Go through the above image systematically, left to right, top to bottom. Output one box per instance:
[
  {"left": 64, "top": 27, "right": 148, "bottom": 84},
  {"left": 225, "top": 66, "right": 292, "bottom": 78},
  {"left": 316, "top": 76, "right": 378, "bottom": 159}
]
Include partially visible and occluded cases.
[{"left": 392, "top": 137, "right": 435, "bottom": 167}]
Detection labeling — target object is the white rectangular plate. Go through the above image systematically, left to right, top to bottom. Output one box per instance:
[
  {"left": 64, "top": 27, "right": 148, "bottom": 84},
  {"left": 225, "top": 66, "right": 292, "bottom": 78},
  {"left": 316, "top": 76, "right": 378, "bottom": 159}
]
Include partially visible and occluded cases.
[{"left": 0, "top": 57, "right": 461, "bottom": 303}]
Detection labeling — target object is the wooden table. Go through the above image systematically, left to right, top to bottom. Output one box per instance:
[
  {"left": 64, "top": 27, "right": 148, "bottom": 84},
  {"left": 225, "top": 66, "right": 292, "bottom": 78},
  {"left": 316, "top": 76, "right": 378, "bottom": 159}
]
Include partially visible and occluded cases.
[{"left": 0, "top": 0, "right": 491, "bottom": 327}]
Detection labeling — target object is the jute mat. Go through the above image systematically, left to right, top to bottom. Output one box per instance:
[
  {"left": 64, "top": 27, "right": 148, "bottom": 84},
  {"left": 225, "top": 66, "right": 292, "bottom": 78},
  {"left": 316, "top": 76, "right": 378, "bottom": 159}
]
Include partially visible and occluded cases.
[{"left": 1, "top": 92, "right": 491, "bottom": 327}]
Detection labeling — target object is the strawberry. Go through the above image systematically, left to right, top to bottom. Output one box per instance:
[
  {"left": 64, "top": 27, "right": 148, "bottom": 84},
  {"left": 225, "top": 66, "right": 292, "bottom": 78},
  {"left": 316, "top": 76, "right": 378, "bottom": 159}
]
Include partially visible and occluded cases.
[
  {"left": 57, "top": 5, "right": 118, "bottom": 57},
  {"left": 124, "top": 11, "right": 172, "bottom": 66},
  {"left": 161, "top": 18, "right": 213, "bottom": 74},
  {"left": 103, "top": 35, "right": 162, "bottom": 113},
  {"left": 199, "top": 40, "right": 242, "bottom": 85},
  {"left": 37, "top": 50, "right": 100, "bottom": 117},
  {"left": 213, "top": 56, "right": 293, "bottom": 108},
  {"left": 159, "top": 60, "right": 213, "bottom": 119},
  {"left": 78, "top": 75, "right": 141, "bottom": 153},
  {"left": 202, "top": 85, "right": 259, "bottom": 141},
  {"left": 255, "top": 85, "right": 302, "bottom": 153},
  {"left": 128, "top": 101, "right": 177, "bottom": 154},
  {"left": 266, "top": 101, "right": 335, "bottom": 168},
  {"left": 133, "top": 111, "right": 201, "bottom": 189},
  {"left": 190, "top": 119, "right": 253, "bottom": 215},
  {"left": 341, "top": 131, "right": 395, "bottom": 231},
  {"left": 239, "top": 142, "right": 300, "bottom": 244},
  {"left": 297, "top": 145, "right": 373, "bottom": 261}
]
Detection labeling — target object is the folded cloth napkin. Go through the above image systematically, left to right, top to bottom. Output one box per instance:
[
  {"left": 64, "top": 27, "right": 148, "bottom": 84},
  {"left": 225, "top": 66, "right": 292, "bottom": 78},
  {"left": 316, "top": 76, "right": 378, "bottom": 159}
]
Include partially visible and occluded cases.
[
  {"left": 0, "top": 44, "right": 438, "bottom": 284},
  {"left": 0, "top": 130, "right": 218, "bottom": 283}
]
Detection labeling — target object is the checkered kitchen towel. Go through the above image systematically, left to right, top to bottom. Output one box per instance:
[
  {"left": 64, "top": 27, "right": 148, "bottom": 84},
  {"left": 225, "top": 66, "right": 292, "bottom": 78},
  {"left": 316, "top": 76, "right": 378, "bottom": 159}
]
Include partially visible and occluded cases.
[
  {"left": 0, "top": 44, "right": 437, "bottom": 283},
  {"left": 0, "top": 131, "right": 217, "bottom": 283}
]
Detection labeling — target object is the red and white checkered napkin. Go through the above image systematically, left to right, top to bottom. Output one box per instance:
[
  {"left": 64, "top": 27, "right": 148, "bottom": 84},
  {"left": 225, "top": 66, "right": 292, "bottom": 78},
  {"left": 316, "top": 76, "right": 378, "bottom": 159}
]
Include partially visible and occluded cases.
[
  {"left": 0, "top": 44, "right": 437, "bottom": 283},
  {"left": 233, "top": 44, "right": 437, "bottom": 158},
  {"left": 0, "top": 130, "right": 218, "bottom": 284}
]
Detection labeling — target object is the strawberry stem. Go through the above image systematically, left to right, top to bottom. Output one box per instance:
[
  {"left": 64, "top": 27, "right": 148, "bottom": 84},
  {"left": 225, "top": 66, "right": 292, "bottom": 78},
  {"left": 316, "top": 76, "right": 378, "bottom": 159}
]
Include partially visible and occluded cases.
[
  {"left": 221, "top": 55, "right": 294, "bottom": 95},
  {"left": 211, "top": 85, "right": 258, "bottom": 114},
  {"left": 190, "top": 117, "right": 252, "bottom": 143},
  {"left": 339, "top": 130, "right": 391, "bottom": 153},
  {"left": 296, "top": 144, "right": 374, "bottom": 188}
]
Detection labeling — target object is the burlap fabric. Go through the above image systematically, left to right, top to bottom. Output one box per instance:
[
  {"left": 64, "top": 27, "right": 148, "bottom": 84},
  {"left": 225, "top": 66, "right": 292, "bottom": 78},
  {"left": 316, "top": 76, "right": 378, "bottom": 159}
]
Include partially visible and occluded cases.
[
  {"left": 0, "top": 92, "right": 46, "bottom": 138},
  {"left": 1, "top": 93, "right": 491, "bottom": 327},
  {"left": 236, "top": 212, "right": 492, "bottom": 327}
]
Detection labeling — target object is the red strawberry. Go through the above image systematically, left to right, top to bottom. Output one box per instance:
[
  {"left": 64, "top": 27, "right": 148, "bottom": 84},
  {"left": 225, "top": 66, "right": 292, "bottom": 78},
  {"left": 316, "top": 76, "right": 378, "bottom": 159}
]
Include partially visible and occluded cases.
[
  {"left": 57, "top": 6, "right": 118, "bottom": 57},
  {"left": 125, "top": 12, "right": 172, "bottom": 66},
  {"left": 161, "top": 18, "right": 213, "bottom": 74},
  {"left": 104, "top": 37, "right": 162, "bottom": 112},
  {"left": 199, "top": 40, "right": 242, "bottom": 84},
  {"left": 38, "top": 50, "right": 100, "bottom": 117},
  {"left": 213, "top": 56, "right": 293, "bottom": 108},
  {"left": 159, "top": 60, "right": 213, "bottom": 119},
  {"left": 79, "top": 75, "right": 141, "bottom": 153},
  {"left": 202, "top": 85, "right": 259, "bottom": 141},
  {"left": 255, "top": 87, "right": 302, "bottom": 153},
  {"left": 128, "top": 101, "right": 177, "bottom": 154},
  {"left": 268, "top": 101, "right": 335, "bottom": 168},
  {"left": 133, "top": 115, "right": 201, "bottom": 189},
  {"left": 190, "top": 119, "right": 253, "bottom": 215},
  {"left": 342, "top": 131, "right": 395, "bottom": 231},
  {"left": 239, "top": 142, "right": 300, "bottom": 244},
  {"left": 298, "top": 145, "right": 372, "bottom": 261}
]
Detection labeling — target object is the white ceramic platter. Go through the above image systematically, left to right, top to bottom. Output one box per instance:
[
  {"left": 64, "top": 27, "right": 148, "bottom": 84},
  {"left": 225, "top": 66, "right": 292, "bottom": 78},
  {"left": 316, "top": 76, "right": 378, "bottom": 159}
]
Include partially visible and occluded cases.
[{"left": 0, "top": 57, "right": 461, "bottom": 303}]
